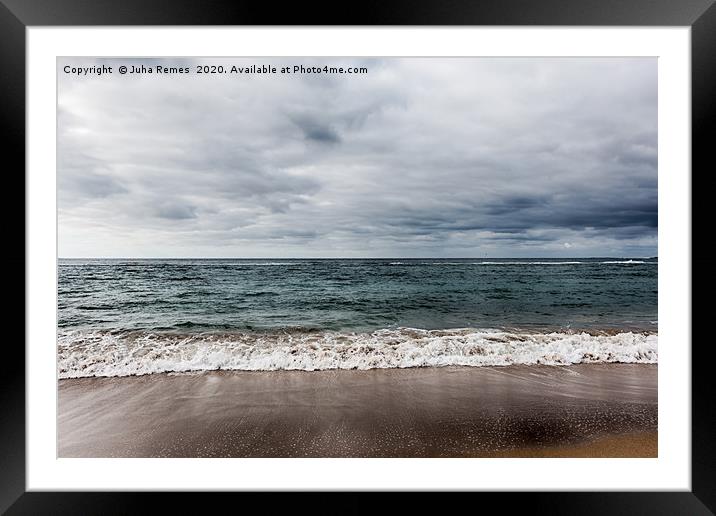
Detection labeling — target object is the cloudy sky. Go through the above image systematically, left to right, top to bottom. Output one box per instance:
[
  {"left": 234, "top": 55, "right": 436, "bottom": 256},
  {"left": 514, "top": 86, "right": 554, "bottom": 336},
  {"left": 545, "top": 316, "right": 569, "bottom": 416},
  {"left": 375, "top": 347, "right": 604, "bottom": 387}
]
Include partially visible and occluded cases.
[{"left": 58, "top": 57, "right": 657, "bottom": 258}]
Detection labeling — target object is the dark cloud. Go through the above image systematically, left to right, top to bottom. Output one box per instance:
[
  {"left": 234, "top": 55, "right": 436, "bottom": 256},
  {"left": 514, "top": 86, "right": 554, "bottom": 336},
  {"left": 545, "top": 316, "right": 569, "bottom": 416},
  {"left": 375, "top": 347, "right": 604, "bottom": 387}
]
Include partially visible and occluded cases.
[
  {"left": 58, "top": 57, "right": 657, "bottom": 258},
  {"left": 289, "top": 114, "right": 341, "bottom": 144},
  {"left": 483, "top": 195, "right": 552, "bottom": 216},
  {"left": 156, "top": 203, "right": 197, "bottom": 220}
]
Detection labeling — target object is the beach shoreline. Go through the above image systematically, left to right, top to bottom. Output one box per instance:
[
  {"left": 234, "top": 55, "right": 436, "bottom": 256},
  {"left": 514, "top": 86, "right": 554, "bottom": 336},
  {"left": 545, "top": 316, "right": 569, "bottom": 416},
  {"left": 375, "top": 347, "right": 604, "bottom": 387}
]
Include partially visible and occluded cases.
[{"left": 58, "top": 363, "right": 656, "bottom": 458}]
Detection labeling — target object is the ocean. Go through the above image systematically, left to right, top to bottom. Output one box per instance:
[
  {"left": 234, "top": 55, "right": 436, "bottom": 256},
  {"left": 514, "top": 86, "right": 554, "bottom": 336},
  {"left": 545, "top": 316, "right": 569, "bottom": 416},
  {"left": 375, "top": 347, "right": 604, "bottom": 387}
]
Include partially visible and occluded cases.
[{"left": 57, "top": 258, "right": 658, "bottom": 378}]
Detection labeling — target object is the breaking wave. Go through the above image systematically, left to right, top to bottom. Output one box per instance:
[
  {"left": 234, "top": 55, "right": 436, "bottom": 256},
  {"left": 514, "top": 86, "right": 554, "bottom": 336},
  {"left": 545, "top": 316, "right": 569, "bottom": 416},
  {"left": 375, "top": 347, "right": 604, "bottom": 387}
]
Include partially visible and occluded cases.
[{"left": 57, "top": 327, "right": 658, "bottom": 379}]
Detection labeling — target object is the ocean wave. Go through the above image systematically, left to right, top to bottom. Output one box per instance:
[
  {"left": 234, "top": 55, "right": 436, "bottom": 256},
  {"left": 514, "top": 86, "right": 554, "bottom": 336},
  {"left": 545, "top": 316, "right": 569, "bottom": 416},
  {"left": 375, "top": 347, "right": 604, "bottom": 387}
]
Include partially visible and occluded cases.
[
  {"left": 600, "top": 260, "right": 647, "bottom": 264},
  {"left": 57, "top": 327, "right": 658, "bottom": 379}
]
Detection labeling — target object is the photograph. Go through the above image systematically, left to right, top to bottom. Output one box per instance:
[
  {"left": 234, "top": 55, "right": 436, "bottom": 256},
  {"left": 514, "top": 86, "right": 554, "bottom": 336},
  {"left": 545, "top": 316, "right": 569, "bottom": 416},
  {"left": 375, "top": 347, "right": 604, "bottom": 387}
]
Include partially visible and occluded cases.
[{"left": 56, "top": 56, "right": 658, "bottom": 458}]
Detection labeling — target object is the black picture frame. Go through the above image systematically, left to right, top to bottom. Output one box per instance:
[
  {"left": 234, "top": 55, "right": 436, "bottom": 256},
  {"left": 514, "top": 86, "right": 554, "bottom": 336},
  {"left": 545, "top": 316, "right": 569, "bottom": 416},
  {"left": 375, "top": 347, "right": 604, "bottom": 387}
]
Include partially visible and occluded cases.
[{"left": 2, "top": 0, "right": 714, "bottom": 513}]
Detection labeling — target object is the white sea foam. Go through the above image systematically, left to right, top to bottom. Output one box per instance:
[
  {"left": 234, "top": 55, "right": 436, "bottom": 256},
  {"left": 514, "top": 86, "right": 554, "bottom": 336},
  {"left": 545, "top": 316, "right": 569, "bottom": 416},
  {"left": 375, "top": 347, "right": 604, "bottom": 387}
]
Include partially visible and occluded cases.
[
  {"left": 601, "top": 260, "right": 647, "bottom": 264},
  {"left": 417, "top": 262, "right": 468, "bottom": 265},
  {"left": 57, "top": 328, "right": 658, "bottom": 379}
]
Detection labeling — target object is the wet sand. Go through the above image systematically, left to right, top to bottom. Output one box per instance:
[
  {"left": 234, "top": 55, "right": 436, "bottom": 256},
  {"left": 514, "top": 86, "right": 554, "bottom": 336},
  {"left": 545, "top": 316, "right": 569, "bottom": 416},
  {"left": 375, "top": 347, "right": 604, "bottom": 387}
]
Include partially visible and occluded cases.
[{"left": 58, "top": 364, "right": 657, "bottom": 458}]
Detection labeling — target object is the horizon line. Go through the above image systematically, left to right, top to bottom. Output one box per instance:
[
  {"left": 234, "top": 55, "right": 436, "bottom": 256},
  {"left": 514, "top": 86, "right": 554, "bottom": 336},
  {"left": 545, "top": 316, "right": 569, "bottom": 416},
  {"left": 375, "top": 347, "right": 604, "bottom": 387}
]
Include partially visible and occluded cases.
[{"left": 57, "top": 256, "right": 658, "bottom": 260}]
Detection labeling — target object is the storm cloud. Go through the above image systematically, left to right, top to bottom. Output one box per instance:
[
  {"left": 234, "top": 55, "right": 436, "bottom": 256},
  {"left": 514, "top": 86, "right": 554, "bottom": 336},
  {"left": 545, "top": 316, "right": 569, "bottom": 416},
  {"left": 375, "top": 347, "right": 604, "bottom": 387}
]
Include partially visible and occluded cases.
[{"left": 58, "top": 57, "right": 657, "bottom": 258}]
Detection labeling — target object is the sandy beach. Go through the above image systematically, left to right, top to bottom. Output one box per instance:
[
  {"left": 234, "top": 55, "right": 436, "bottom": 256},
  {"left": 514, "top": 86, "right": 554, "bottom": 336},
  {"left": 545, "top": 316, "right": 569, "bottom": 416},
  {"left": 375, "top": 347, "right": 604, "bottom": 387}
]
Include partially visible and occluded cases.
[{"left": 58, "top": 364, "right": 656, "bottom": 458}]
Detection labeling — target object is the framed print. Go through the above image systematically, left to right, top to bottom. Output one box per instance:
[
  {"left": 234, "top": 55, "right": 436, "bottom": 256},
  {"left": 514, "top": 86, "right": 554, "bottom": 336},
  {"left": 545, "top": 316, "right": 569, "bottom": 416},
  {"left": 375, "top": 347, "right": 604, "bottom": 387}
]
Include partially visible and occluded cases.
[{"left": 4, "top": 0, "right": 715, "bottom": 512}]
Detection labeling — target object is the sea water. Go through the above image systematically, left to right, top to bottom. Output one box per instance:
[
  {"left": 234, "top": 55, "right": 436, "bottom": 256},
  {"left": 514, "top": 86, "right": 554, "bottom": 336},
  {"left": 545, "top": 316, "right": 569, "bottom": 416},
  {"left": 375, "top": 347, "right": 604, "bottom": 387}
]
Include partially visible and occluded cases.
[{"left": 57, "top": 258, "right": 658, "bottom": 377}]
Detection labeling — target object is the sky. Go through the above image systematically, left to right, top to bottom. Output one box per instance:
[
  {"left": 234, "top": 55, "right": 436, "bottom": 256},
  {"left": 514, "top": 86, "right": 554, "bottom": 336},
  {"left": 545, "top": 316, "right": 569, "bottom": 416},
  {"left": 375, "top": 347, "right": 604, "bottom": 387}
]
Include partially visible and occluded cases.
[{"left": 58, "top": 57, "right": 657, "bottom": 258}]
